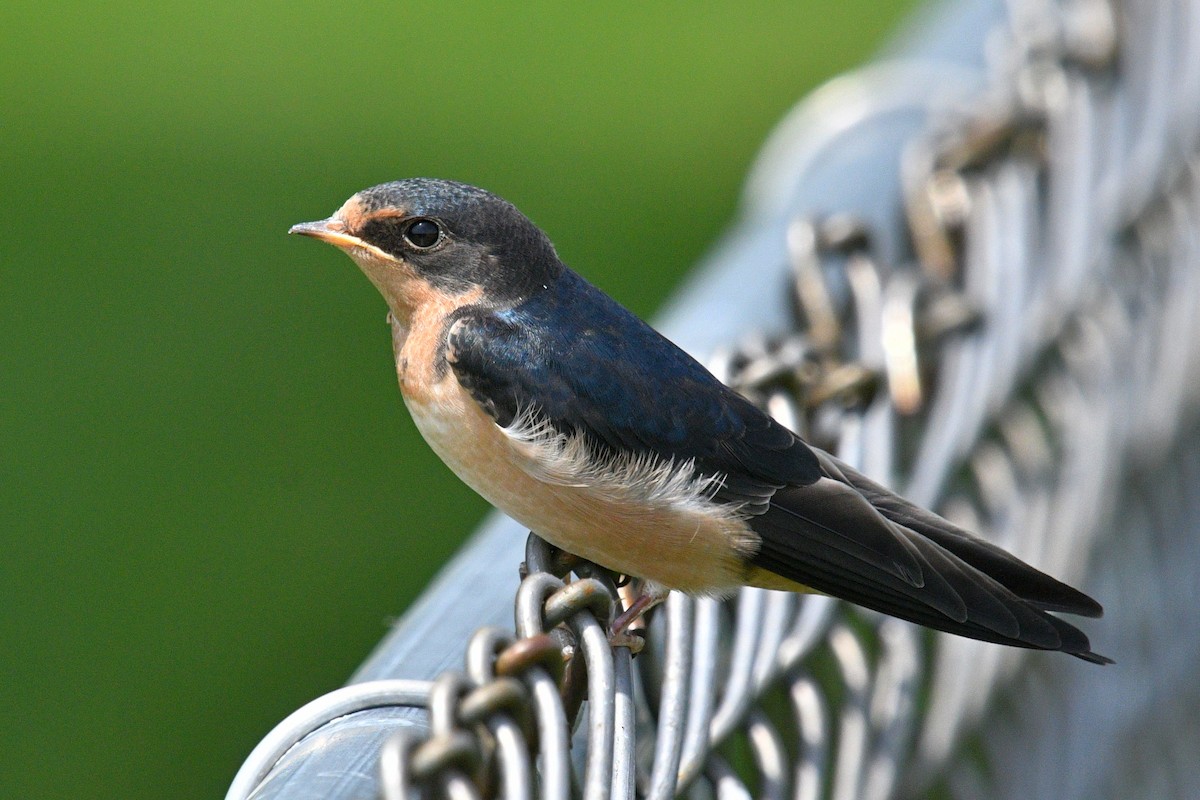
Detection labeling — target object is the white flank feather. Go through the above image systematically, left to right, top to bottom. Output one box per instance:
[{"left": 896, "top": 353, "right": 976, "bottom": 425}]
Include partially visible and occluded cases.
[{"left": 500, "top": 407, "right": 741, "bottom": 520}]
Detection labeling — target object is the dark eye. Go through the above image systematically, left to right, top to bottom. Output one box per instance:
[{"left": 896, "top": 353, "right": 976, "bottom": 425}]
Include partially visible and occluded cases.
[{"left": 403, "top": 218, "right": 442, "bottom": 249}]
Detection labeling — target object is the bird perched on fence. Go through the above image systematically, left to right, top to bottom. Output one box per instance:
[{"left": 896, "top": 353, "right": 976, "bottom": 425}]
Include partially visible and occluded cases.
[{"left": 290, "top": 178, "right": 1109, "bottom": 664}]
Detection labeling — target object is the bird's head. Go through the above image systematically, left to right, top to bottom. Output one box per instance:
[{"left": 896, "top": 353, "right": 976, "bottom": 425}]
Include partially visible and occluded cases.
[{"left": 290, "top": 179, "right": 563, "bottom": 319}]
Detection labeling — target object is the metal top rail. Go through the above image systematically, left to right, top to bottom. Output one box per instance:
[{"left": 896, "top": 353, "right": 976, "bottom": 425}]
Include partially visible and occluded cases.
[{"left": 227, "top": 1, "right": 1200, "bottom": 798}]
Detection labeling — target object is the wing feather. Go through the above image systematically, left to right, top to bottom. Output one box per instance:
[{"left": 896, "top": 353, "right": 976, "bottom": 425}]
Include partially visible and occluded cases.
[
  {"left": 444, "top": 269, "right": 1108, "bottom": 662},
  {"left": 446, "top": 271, "right": 820, "bottom": 503}
]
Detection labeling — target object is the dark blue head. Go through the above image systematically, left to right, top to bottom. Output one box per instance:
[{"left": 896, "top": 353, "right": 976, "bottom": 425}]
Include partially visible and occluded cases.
[{"left": 291, "top": 179, "right": 564, "bottom": 308}]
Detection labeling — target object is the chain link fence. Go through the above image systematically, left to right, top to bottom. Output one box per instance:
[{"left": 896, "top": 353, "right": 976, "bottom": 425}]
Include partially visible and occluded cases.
[{"left": 227, "top": 1, "right": 1200, "bottom": 798}]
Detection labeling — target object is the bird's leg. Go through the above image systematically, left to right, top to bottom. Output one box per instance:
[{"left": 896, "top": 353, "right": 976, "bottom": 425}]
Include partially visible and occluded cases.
[{"left": 609, "top": 581, "right": 669, "bottom": 650}]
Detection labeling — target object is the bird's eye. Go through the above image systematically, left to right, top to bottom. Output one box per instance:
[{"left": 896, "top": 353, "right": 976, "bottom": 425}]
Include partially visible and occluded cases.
[{"left": 403, "top": 218, "right": 442, "bottom": 249}]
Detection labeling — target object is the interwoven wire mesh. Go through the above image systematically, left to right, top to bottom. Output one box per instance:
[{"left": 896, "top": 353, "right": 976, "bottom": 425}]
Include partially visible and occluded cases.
[{"left": 226, "top": 1, "right": 1200, "bottom": 798}]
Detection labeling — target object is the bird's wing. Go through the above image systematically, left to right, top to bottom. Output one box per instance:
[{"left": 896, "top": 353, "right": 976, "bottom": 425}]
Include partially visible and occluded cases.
[
  {"left": 445, "top": 273, "right": 821, "bottom": 511},
  {"left": 445, "top": 274, "right": 925, "bottom": 585},
  {"left": 446, "top": 275, "right": 1107, "bottom": 662}
]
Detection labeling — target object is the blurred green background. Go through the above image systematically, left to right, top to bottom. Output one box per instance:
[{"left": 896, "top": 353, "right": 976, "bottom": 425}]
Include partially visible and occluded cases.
[{"left": 1, "top": 2, "right": 918, "bottom": 798}]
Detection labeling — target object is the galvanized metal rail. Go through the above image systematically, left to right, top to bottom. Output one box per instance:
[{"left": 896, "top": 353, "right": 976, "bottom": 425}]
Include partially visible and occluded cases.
[{"left": 227, "top": 1, "right": 1200, "bottom": 798}]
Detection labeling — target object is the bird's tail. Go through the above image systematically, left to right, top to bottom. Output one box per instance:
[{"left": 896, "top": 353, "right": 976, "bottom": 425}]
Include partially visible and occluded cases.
[{"left": 747, "top": 454, "right": 1111, "bottom": 664}]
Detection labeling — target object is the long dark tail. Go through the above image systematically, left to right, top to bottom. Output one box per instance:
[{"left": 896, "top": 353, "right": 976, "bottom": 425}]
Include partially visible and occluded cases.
[{"left": 747, "top": 453, "right": 1111, "bottom": 664}]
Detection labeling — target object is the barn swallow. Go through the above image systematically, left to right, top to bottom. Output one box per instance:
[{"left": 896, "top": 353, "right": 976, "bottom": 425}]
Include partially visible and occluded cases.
[{"left": 290, "top": 178, "right": 1110, "bottom": 664}]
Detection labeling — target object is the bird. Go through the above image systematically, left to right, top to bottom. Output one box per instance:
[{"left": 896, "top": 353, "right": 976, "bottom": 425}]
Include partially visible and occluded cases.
[{"left": 290, "top": 178, "right": 1110, "bottom": 664}]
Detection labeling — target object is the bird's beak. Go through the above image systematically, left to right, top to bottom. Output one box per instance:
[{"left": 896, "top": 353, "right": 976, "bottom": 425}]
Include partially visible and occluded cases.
[{"left": 288, "top": 218, "right": 366, "bottom": 250}]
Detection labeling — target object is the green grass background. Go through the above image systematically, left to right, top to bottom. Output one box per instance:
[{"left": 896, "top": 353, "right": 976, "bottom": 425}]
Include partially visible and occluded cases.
[{"left": 1, "top": 3, "right": 917, "bottom": 798}]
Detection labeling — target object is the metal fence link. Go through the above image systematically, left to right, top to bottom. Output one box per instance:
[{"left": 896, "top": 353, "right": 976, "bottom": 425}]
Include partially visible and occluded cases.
[{"left": 226, "top": 1, "right": 1200, "bottom": 798}]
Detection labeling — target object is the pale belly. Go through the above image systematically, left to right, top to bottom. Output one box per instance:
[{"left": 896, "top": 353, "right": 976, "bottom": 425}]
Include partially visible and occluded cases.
[{"left": 400, "top": 381, "right": 761, "bottom": 596}]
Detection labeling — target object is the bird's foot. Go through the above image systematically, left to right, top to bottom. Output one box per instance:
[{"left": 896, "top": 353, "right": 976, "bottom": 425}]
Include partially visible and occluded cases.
[
  {"left": 608, "top": 585, "right": 668, "bottom": 651},
  {"left": 607, "top": 629, "right": 647, "bottom": 654}
]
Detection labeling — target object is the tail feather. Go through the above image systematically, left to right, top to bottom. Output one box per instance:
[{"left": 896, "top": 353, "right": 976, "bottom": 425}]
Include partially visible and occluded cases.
[
  {"left": 824, "top": 453, "right": 1104, "bottom": 618},
  {"left": 747, "top": 461, "right": 1111, "bottom": 664}
]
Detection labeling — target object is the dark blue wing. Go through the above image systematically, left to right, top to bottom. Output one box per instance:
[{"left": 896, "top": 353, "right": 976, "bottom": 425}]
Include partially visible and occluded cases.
[
  {"left": 447, "top": 269, "right": 821, "bottom": 509},
  {"left": 447, "top": 270, "right": 1110, "bottom": 662}
]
